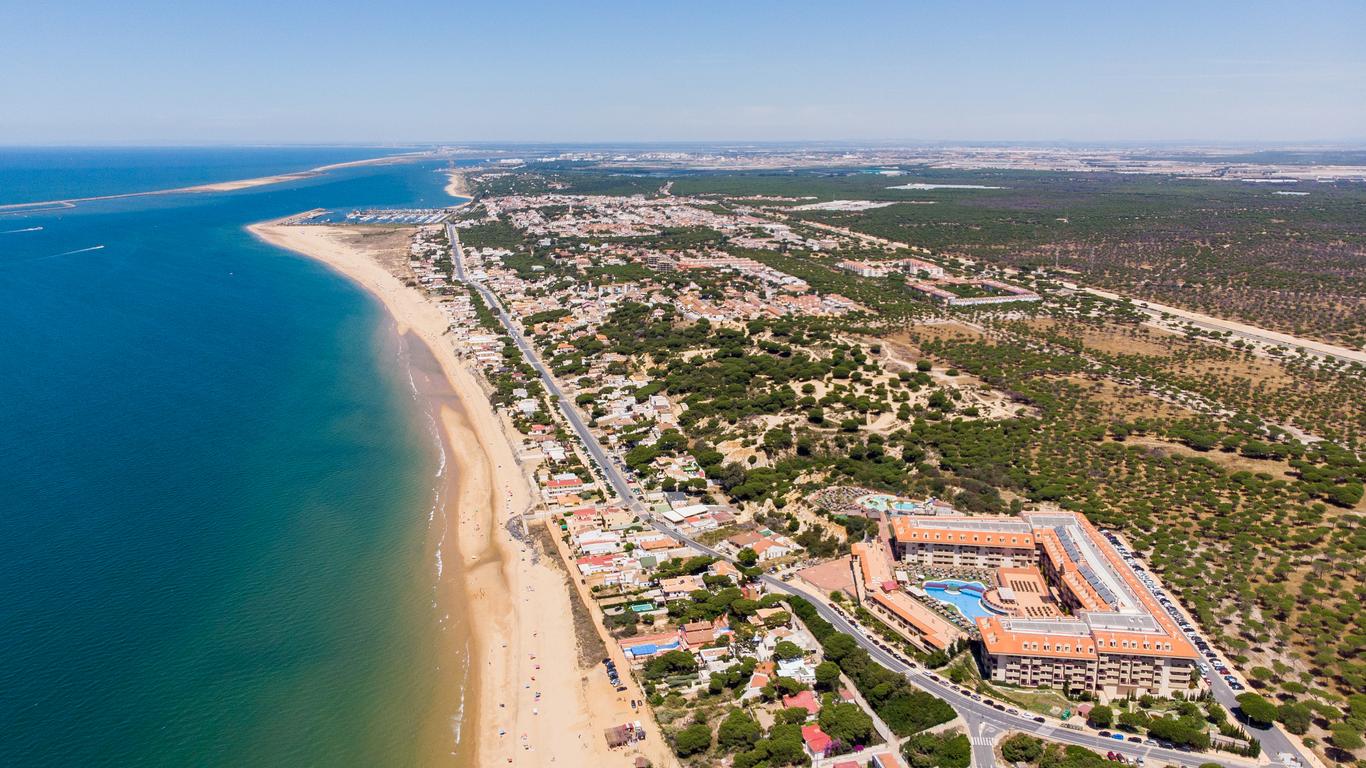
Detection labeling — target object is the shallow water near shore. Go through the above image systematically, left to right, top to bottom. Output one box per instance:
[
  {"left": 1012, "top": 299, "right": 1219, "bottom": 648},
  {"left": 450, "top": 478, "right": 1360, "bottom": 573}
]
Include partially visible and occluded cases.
[{"left": 0, "top": 149, "right": 479, "bottom": 766}]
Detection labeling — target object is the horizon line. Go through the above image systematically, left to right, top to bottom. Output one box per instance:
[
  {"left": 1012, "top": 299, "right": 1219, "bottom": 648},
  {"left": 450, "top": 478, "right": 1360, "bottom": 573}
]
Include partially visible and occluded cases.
[{"left": 4, "top": 139, "right": 1366, "bottom": 150}]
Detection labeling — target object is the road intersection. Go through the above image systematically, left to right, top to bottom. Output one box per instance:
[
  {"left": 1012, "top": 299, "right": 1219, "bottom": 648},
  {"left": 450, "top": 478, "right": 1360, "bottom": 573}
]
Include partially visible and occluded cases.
[{"left": 448, "top": 224, "right": 1308, "bottom": 768}]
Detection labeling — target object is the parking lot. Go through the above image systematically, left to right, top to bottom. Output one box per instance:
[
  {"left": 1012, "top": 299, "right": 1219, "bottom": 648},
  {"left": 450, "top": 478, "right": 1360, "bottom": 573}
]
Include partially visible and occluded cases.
[{"left": 1100, "top": 531, "right": 1245, "bottom": 692}]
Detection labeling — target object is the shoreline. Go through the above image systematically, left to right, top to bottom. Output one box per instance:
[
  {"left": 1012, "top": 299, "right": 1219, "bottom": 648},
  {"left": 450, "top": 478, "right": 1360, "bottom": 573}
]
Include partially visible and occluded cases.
[
  {"left": 0, "top": 153, "right": 427, "bottom": 212},
  {"left": 444, "top": 169, "right": 473, "bottom": 201},
  {"left": 247, "top": 220, "right": 644, "bottom": 767}
]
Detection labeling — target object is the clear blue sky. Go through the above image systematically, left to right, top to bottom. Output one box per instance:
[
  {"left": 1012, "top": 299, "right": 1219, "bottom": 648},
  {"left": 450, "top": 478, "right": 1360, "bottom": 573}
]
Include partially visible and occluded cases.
[{"left": 3, "top": 0, "right": 1363, "bottom": 145}]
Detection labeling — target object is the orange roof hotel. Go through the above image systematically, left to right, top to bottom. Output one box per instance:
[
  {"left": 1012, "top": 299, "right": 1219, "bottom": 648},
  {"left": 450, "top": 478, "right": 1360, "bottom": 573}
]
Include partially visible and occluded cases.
[{"left": 890, "top": 512, "right": 1201, "bottom": 700}]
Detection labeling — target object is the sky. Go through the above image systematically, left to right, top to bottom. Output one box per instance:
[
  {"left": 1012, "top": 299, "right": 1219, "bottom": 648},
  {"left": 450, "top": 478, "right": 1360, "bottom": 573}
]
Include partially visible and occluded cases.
[{"left": 2, "top": 0, "right": 1364, "bottom": 145}]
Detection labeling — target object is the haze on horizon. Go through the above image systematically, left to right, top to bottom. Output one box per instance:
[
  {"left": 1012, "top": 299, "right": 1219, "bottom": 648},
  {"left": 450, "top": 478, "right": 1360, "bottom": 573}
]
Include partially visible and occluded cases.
[{"left": 3, "top": 0, "right": 1364, "bottom": 146}]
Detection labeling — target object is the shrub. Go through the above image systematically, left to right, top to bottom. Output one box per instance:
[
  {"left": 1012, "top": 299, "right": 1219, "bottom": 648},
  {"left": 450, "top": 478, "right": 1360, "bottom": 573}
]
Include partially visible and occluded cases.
[
  {"left": 1236, "top": 693, "right": 1277, "bottom": 727},
  {"left": 718, "top": 709, "right": 762, "bottom": 751},
  {"left": 673, "top": 722, "right": 712, "bottom": 756},
  {"left": 1001, "top": 733, "right": 1044, "bottom": 764}
]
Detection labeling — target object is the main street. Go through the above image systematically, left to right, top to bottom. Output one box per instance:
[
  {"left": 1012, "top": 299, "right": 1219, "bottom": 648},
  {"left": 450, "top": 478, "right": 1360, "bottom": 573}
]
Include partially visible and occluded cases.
[
  {"left": 449, "top": 223, "right": 646, "bottom": 511},
  {"left": 448, "top": 226, "right": 1287, "bottom": 768}
]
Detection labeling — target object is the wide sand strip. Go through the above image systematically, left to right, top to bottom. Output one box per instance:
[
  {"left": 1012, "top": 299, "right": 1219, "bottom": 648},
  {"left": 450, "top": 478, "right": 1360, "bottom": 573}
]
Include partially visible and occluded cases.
[
  {"left": 444, "top": 170, "right": 472, "bottom": 200},
  {"left": 248, "top": 221, "right": 656, "bottom": 768}
]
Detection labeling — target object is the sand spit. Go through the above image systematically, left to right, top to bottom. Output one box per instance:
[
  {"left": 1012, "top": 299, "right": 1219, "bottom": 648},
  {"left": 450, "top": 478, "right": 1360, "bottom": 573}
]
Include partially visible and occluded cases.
[{"left": 0, "top": 154, "right": 425, "bottom": 212}]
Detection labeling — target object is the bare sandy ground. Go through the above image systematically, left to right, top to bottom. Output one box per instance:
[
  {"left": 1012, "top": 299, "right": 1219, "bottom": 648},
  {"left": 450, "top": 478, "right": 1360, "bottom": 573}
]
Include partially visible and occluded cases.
[
  {"left": 444, "top": 170, "right": 472, "bottom": 199},
  {"left": 249, "top": 221, "right": 662, "bottom": 768}
]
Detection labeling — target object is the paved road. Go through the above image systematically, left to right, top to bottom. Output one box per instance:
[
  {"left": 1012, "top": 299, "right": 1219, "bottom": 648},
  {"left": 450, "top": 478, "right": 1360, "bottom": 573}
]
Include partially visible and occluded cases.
[
  {"left": 446, "top": 224, "right": 468, "bottom": 282},
  {"left": 449, "top": 225, "right": 641, "bottom": 507},
  {"left": 449, "top": 228, "right": 1273, "bottom": 768},
  {"left": 1075, "top": 287, "right": 1365, "bottom": 366},
  {"left": 656, "top": 523, "right": 1260, "bottom": 768},
  {"left": 1109, "top": 535, "right": 1307, "bottom": 768}
]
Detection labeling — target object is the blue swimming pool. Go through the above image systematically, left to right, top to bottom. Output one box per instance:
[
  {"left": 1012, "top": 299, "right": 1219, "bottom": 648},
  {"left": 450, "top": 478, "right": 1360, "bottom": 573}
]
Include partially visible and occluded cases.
[
  {"left": 857, "top": 494, "right": 928, "bottom": 514},
  {"left": 923, "top": 580, "right": 997, "bottom": 621}
]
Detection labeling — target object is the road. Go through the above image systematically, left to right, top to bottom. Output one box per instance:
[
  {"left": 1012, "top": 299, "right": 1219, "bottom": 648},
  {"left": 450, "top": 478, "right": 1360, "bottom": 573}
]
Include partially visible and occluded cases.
[
  {"left": 756, "top": 215, "right": 1362, "bottom": 366},
  {"left": 449, "top": 224, "right": 642, "bottom": 508},
  {"left": 448, "top": 226, "right": 1277, "bottom": 768},
  {"left": 1076, "top": 287, "right": 1365, "bottom": 366},
  {"left": 658, "top": 524, "right": 1261, "bottom": 768},
  {"left": 1108, "top": 536, "right": 1309, "bottom": 768}
]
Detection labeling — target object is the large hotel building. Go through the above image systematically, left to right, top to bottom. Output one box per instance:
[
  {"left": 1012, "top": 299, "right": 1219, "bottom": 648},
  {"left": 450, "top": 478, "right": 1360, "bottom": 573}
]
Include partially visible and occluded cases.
[{"left": 889, "top": 512, "right": 1200, "bottom": 700}]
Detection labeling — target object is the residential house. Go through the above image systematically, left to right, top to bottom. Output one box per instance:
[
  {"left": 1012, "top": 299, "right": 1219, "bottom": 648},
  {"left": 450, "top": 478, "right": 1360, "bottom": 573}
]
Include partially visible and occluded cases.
[
  {"left": 659, "top": 575, "right": 704, "bottom": 600},
  {"left": 777, "top": 657, "right": 817, "bottom": 685},
  {"left": 782, "top": 689, "right": 821, "bottom": 719},
  {"left": 801, "top": 724, "right": 832, "bottom": 759}
]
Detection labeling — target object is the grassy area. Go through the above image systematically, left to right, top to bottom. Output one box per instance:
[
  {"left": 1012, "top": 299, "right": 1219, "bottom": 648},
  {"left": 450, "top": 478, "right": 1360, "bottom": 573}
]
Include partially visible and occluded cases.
[{"left": 945, "top": 654, "right": 1080, "bottom": 717}]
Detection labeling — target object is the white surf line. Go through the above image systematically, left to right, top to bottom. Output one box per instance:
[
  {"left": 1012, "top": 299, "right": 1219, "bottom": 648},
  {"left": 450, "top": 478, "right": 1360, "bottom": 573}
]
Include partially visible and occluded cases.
[
  {"left": 0, "top": 202, "right": 75, "bottom": 216},
  {"left": 2, "top": 226, "right": 44, "bottom": 234}
]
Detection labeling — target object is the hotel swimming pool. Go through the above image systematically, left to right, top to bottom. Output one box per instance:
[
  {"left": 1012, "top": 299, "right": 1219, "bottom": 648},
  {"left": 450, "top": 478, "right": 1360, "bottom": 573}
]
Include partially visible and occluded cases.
[
  {"left": 858, "top": 494, "right": 929, "bottom": 514},
  {"left": 922, "top": 579, "right": 1000, "bottom": 621}
]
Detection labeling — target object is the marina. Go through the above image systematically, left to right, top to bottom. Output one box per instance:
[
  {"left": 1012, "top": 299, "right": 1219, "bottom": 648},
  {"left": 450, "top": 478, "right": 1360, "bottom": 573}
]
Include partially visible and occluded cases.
[
  {"left": 295, "top": 208, "right": 454, "bottom": 225},
  {"left": 344, "top": 208, "right": 452, "bottom": 225}
]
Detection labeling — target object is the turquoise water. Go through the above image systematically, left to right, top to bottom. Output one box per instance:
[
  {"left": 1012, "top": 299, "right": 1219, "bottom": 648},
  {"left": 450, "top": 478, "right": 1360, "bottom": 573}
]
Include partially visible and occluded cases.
[
  {"left": 0, "top": 150, "right": 476, "bottom": 766},
  {"left": 857, "top": 493, "right": 924, "bottom": 514},
  {"left": 923, "top": 580, "right": 994, "bottom": 620}
]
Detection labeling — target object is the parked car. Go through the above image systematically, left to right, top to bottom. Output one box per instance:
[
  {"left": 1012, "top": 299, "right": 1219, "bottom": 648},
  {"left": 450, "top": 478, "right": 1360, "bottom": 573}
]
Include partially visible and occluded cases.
[{"left": 1033, "top": 716, "right": 1046, "bottom": 724}]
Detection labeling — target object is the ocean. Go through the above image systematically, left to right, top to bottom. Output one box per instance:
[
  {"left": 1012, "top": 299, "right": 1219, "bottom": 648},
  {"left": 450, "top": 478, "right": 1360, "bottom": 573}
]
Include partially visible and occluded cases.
[{"left": 0, "top": 149, "right": 474, "bottom": 766}]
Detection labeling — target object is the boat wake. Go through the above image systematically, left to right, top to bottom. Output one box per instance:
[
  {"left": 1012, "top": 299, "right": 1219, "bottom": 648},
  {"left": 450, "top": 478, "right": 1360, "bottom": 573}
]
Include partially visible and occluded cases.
[
  {"left": 2, "top": 226, "right": 43, "bottom": 234},
  {"left": 3, "top": 244, "right": 105, "bottom": 266},
  {"left": 54, "top": 245, "right": 104, "bottom": 256}
]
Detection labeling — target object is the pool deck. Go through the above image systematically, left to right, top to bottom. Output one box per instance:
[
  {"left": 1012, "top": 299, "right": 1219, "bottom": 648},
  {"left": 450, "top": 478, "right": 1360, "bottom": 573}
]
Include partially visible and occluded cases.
[{"left": 923, "top": 580, "right": 998, "bottom": 621}]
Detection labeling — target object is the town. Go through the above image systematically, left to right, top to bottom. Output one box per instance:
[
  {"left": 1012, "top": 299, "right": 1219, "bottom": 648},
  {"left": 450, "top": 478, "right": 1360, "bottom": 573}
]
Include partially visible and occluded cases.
[{"left": 309, "top": 159, "right": 1364, "bottom": 768}]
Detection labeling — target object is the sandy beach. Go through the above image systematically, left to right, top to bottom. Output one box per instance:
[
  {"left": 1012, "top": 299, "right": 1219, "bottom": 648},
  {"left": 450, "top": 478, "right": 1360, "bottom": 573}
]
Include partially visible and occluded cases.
[
  {"left": 444, "top": 169, "right": 472, "bottom": 199},
  {"left": 249, "top": 220, "right": 670, "bottom": 768}
]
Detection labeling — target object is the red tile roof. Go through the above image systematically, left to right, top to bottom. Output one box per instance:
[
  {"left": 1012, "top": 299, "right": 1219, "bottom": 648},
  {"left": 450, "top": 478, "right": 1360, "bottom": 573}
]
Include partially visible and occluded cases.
[
  {"left": 782, "top": 689, "right": 821, "bottom": 715},
  {"left": 801, "top": 724, "right": 832, "bottom": 754}
]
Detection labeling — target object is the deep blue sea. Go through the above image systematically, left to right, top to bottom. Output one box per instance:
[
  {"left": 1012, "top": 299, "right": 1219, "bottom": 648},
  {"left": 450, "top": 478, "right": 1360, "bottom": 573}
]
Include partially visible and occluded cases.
[
  {"left": 0, "top": 146, "right": 408, "bottom": 205},
  {"left": 0, "top": 149, "right": 475, "bottom": 766}
]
